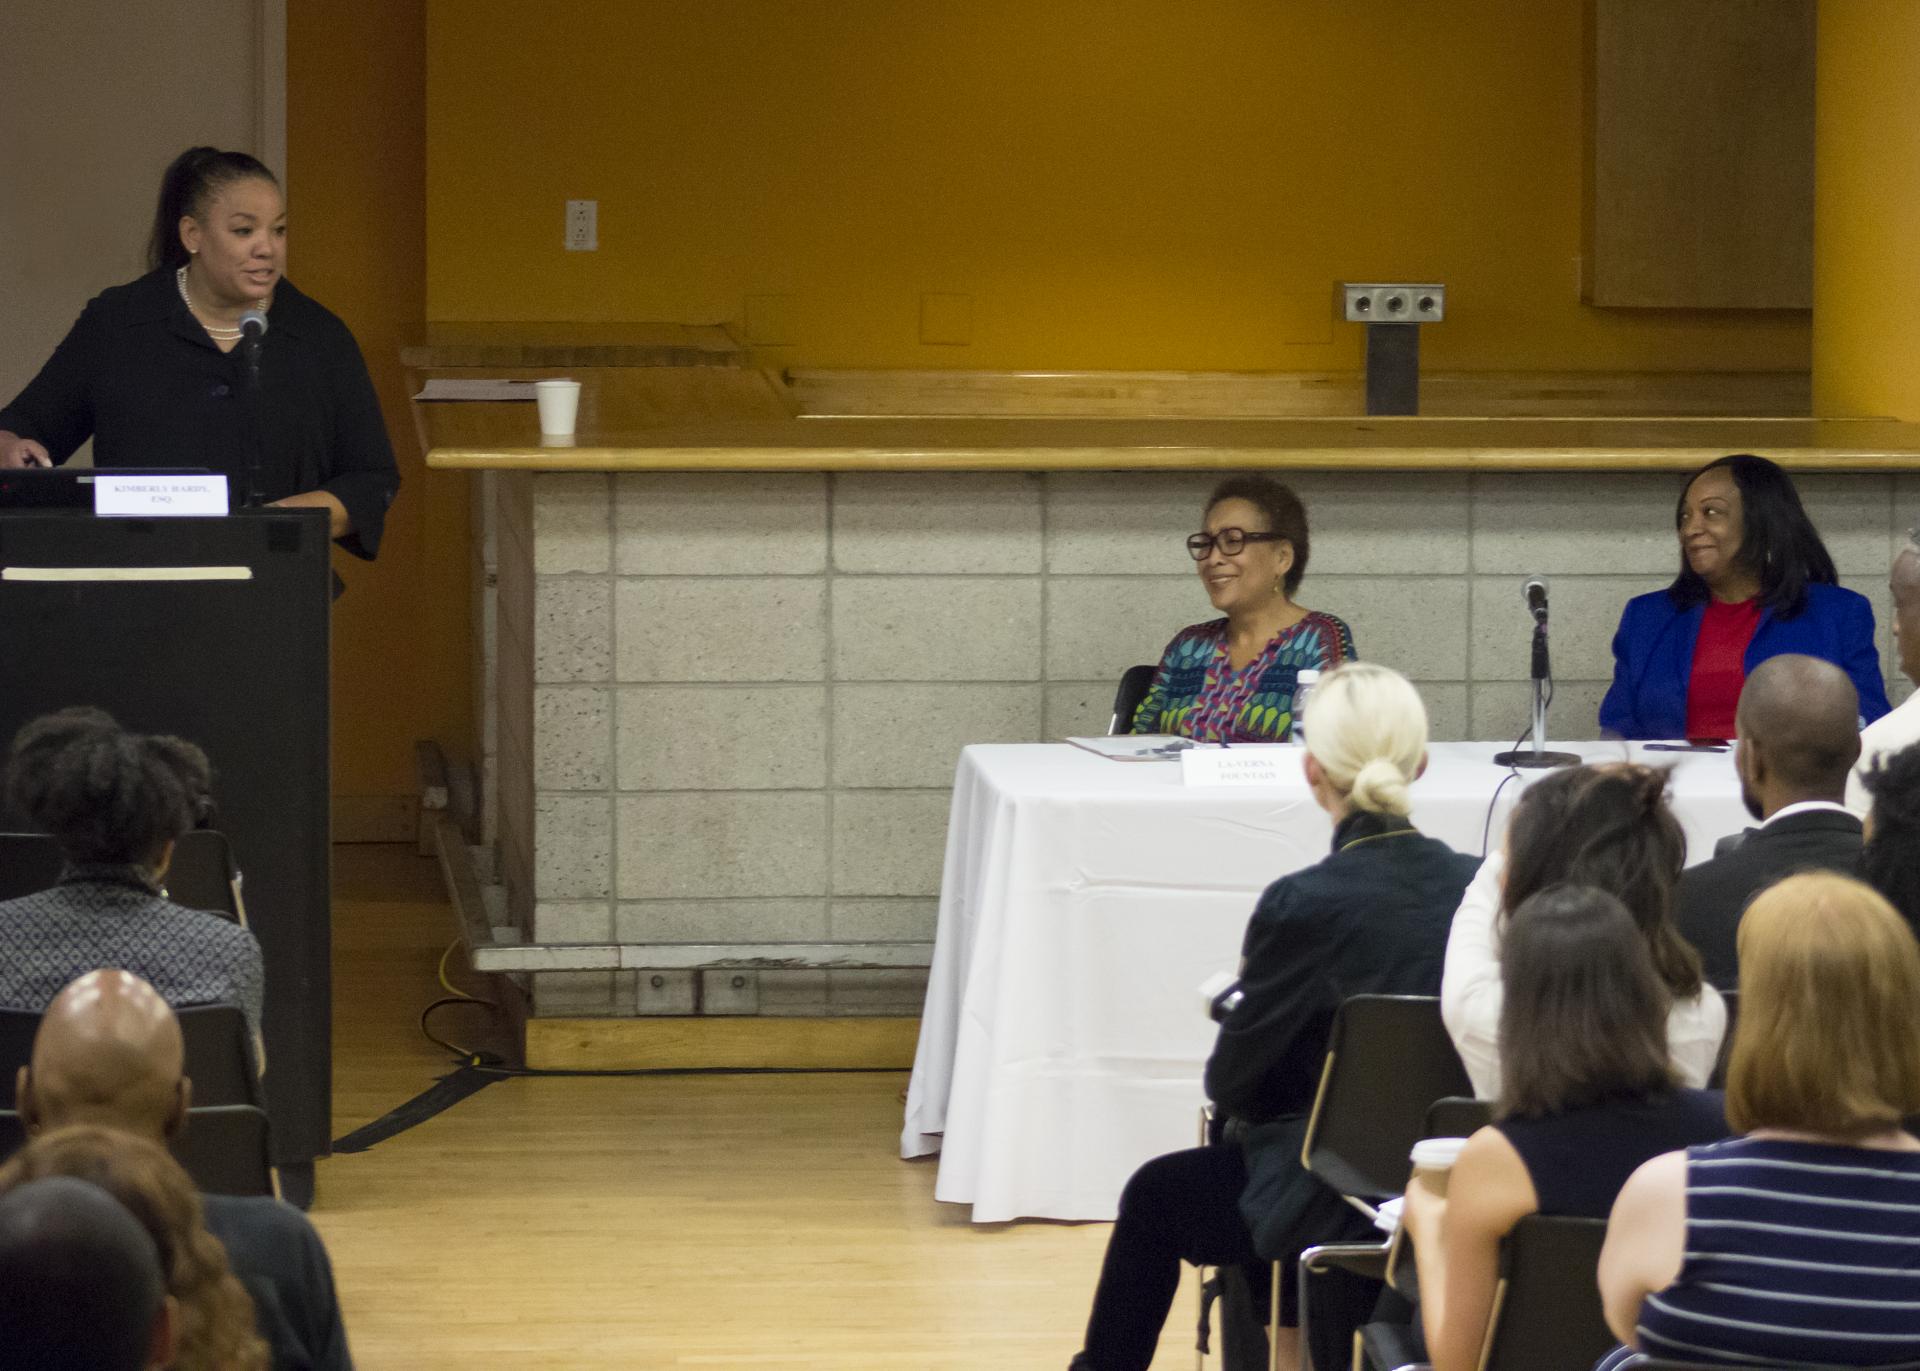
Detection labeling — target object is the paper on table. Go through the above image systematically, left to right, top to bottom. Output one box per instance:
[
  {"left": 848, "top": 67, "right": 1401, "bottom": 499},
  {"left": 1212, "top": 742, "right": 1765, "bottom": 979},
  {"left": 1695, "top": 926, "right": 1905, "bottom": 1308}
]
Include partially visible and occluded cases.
[
  {"left": 412, "top": 378, "right": 539, "bottom": 402},
  {"left": 1066, "top": 735, "right": 1200, "bottom": 762}
]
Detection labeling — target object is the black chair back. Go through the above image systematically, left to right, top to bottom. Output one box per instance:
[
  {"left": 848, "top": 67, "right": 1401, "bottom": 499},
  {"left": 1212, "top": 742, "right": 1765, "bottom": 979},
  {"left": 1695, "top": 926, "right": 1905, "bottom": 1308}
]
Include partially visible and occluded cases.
[
  {"left": 1108, "top": 664, "right": 1159, "bottom": 735},
  {"left": 166, "top": 830, "right": 241, "bottom": 922},
  {"left": 0, "top": 832, "right": 61, "bottom": 901},
  {"left": 1709, "top": 988, "right": 1739, "bottom": 1090},
  {"left": 1302, "top": 994, "right": 1473, "bottom": 1204},
  {"left": 178, "top": 1004, "right": 264, "bottom": 1109},
  {"left": 0, "top": 1009, "right": 38, "bottom": 1110},
  {"left": 1424, "top": 1094, "right": 1494, "bottom": 1141},
  {"left": 173, "top": 1104, "right": 274, "bottom": 1196},
  {"left": 0, "top": 1110, "right": 21, "bottom": 1161},
  {"left": 1481, "top": 1215, "right": 1614, "bottom": 1371}
]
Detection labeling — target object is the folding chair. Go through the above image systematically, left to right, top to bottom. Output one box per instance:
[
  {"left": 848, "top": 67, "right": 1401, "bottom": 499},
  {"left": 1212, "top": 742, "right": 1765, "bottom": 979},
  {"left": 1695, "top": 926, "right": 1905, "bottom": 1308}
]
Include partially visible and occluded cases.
[
  {"left": 1108, "top": 664, "right": 1159, "bottom": 735},
  {"left": 166, "top": 829, "right": 245, "bottom": 924},
  {"left": 0, "top": 832, "right": 62, "bottom": 900},
  {"left": 1707, "top": 989, "right": 1738, "bottom": 1090},
  {"left": 1288, "top": 995, "right": 1473, "bottom": 1371},
  {"left": 177, "top": 1004, "right": 265, "bottom": 1109},
  {"left": 0, "top": 1009, "right": 39, "bottom": 1109},
  {"left": 172, "top": 1104, "right": 274, "bottom": 1197}
]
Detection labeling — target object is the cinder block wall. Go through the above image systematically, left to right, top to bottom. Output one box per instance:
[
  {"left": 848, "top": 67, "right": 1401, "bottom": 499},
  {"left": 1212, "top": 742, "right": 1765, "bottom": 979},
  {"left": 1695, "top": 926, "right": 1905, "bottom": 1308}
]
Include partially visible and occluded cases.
[{"left": 492, "top": 468, "right": 1916, "bottom": 1017}]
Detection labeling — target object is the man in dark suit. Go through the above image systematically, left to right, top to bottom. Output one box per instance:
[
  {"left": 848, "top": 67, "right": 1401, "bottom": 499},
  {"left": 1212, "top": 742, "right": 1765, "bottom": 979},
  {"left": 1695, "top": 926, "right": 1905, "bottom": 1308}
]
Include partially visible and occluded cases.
[{"left": 1677, "top": 654, "right": 1864, "bottom": 989}]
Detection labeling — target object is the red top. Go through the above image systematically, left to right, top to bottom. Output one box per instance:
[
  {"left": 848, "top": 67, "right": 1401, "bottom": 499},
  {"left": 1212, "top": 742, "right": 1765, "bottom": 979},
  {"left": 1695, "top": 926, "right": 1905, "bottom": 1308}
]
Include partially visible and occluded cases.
[{"left": 1685, "top": 597, "right": 1763, "bottom": 739}]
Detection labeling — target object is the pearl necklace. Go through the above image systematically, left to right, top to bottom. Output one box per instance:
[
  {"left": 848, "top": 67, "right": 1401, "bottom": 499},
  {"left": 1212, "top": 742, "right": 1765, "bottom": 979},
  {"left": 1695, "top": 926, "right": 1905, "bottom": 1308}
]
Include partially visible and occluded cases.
[{"left": 175, "top": 265, "right": 269, "bottom": 341}]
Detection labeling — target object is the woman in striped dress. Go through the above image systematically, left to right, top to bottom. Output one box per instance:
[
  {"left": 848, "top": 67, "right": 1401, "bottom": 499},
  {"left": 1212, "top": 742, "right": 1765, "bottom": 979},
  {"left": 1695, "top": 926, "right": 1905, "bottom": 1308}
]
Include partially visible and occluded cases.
[{"left": 1596, "top": 872, "right": 1920, "bottom": 1368}]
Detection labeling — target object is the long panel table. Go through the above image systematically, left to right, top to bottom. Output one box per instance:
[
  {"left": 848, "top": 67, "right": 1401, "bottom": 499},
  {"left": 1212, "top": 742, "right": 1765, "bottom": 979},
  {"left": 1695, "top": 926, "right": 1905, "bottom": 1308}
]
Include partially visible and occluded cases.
[{"left": 902, "top": 741, "right": 1747, "bottom": 1223}]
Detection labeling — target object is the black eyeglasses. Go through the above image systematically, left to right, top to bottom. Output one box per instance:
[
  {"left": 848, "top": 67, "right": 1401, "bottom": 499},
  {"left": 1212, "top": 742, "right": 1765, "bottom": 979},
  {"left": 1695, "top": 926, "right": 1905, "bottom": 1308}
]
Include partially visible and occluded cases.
[{"left": 1186, "top": 528, "right": 1283, "bottom": 561}]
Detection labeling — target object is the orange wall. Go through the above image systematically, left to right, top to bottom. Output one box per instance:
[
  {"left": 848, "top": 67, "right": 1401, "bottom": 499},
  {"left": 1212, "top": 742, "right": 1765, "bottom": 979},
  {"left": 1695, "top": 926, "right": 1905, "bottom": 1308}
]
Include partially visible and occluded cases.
[
  {"left": 289, "top": 0, "right": 471, "bottom": 803},
  {"left": 425, "top": 0, "right": 1809, "bottom": 372},
  {"left": 1813, "top": 0, "right": 1920, "bottom": 419}
]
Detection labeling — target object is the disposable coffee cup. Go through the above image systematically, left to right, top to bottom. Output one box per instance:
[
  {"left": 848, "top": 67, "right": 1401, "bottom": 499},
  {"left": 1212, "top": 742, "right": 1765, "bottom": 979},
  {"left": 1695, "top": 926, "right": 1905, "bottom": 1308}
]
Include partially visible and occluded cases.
[
  {"left": 535, "top": 379, "right": 582, "bottom": 437},
  {"left": 1408, "top": 1136, "right": 1469, "bottom": 1198}
]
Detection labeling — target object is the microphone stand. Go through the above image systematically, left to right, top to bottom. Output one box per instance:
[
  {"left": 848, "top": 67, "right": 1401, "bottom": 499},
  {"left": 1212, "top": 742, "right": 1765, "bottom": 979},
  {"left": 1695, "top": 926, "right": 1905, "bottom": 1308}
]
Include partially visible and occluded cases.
[
  {"left": 237, "top": 330, "right": 266, "bottom": 510},
  {"left": 1492, "top": 614, "right": 1580, "bottom": 769}
]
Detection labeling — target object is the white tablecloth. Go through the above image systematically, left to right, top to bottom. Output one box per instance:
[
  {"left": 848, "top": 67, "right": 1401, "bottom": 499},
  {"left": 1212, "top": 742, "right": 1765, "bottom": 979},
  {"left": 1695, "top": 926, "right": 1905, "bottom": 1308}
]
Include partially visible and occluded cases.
[{"left": 901, "top": 741, "right": 1746, "bottom": 1223}]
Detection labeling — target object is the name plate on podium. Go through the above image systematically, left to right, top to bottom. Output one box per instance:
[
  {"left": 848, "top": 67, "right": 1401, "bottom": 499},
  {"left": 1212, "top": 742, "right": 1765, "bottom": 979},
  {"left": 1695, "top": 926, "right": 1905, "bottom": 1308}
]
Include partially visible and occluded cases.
[
  {"left": 94, "top": 473, "right": 229, "bottom": 517},
  {"left": 1180, "top": 743, "right": 1299, "bottom": 787}
]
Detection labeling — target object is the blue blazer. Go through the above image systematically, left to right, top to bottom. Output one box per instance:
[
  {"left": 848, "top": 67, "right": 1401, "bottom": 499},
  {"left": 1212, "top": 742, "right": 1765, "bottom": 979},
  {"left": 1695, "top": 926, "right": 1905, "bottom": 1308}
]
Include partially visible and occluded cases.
[{"left": 1599, "top": 583, "right": 1890, "bottom": 740}]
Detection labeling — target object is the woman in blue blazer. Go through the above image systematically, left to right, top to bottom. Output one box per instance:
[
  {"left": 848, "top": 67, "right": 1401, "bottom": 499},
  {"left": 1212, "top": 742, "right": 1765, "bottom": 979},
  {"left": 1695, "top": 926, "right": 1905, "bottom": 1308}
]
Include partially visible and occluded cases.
[{"left": 1600, "top": 454, "right": 1889, "bottom": 740}]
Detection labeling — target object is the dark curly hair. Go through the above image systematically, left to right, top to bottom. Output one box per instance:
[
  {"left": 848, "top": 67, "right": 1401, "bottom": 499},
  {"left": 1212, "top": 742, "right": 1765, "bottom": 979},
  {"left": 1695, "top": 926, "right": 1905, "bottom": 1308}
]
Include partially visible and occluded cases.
[
  {"left": 147, "top": 146, "right": 278, "bottom": 273},
  {"left": 1668, "top": 454, "right": 1838, "bottom": 619},
  {"left": 1205, "top": 474, "right": 1311, "bottom": 596},
  {"left": 3, "top": 709, "right": 212, "bottom": 867},
  {"left": 1861, "top": 740, "right": 1920, "bottom": 934},
  {"left": 1502, "top": 763, "right": 1703, "bottom": 1001}
]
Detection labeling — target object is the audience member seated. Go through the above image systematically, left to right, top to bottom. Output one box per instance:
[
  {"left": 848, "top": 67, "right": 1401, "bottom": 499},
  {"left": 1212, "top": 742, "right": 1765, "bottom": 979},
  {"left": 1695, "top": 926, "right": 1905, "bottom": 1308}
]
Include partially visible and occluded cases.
[
  {"left": 1600, "top": 454, "right": 1888, "bottom": 740},
  {"left": 1128, "top": 474, "right": 1354, "bottom": 742},
  {"left": 1849, "top": 530, "right": 1920, "bottom": 812},
  {"left": 1673, "top": 654, "right": 1863, "bottom": 988},
  {"left": 1071, "top": 664, "right": 1477, "bottom": 1371},
  {"left": 0, "top": 708, "right": 263, "bottom": 1037},
  {"left": 1859, "top": 740, "right": 1920, "bottom": 944},
  {"left": 1442, "top": 764, "right": 1725, "bottom": 1099},
  {"left": 1597, "top": 873, "right": 1920, "bottom": 1368},
  {"left": 1400, "top": 886, "right": 1728, "bottom": 1371},
  {"left": 18, "top": 970, "right": 353, "bottom": 1371},
  {"left": 0, "top": 1123, "right": 269, "bottom": 1371},
  {"left": 0, "top": 1175, "right": 176, "bottom": 1371}
]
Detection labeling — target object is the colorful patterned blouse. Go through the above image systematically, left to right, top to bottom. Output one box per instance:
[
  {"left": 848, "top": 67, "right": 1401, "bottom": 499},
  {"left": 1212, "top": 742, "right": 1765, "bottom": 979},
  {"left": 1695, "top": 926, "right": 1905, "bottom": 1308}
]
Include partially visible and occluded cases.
[{"left": 1129, "top": 612, "right": 1356, "bottom": 742}]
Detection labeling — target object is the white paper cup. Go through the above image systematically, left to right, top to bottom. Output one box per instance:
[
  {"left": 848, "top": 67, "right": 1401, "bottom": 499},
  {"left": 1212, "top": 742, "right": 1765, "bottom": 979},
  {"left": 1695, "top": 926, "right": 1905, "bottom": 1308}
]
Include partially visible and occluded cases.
[
  {"left": 535, "top": 379, "right": 582, "bottom": 437},
  {"left": 1409, "top": 1136, "right": 1470, "bottom": 1197}
]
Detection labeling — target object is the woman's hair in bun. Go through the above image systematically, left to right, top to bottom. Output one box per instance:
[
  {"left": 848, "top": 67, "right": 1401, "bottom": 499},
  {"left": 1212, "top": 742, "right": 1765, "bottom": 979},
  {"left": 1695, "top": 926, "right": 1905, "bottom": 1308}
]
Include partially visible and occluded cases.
[
  {"left": 1300, "top": 663, "right": 1427, "bottom": 818},
  {"left": 4, "top": 709, "right": 212, "bottom": 866}
]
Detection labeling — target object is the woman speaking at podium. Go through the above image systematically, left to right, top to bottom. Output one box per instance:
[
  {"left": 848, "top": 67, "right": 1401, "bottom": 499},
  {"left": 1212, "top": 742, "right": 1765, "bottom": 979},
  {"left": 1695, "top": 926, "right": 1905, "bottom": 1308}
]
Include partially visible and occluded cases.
[{"left": 0, "top": 147, "right": 399, "bottom": 560}]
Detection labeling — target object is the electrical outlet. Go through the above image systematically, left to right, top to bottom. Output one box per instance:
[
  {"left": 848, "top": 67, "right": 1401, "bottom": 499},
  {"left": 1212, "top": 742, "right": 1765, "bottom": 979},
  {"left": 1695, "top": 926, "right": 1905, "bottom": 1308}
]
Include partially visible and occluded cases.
[
  {"left": 565, "top": 199, "right": 597, "bottom": 252},
  {"left": 1342, "top": 282, "right": 1444, "bottom": 323}
]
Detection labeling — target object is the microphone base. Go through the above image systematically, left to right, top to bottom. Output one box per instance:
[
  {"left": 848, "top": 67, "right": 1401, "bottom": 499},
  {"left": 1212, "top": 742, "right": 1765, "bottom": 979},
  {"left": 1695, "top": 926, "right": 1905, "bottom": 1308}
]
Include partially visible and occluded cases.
[{"left": 1491, "top": 749, "right": 1582, "bottom": 770}]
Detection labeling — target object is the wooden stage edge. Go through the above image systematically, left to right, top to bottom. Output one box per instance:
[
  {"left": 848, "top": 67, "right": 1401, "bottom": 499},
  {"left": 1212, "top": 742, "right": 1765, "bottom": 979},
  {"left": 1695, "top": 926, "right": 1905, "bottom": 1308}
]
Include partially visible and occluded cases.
[{"left": 523, "top": 1015, "right": 921, "bottom": 1072}]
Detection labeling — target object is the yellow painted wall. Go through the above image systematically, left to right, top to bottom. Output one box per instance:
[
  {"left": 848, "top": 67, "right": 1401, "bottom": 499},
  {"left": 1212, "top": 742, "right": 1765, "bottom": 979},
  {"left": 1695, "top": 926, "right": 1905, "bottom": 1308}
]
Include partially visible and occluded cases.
[
  {"left": 290, "top": 0, "right": 471, "bottom": 804},
  {"left": 426, "top": 0, "right": 1809, "bottom": 373},
  {"left": 1813, "top": 1, "right": 1920, "bottom": 419}
]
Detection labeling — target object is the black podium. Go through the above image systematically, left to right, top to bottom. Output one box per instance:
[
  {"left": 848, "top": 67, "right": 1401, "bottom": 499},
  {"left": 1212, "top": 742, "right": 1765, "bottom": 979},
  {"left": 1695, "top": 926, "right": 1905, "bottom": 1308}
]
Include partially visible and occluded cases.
[{"left": 0, "top": 508, "right": 332, "bottom": 1204}]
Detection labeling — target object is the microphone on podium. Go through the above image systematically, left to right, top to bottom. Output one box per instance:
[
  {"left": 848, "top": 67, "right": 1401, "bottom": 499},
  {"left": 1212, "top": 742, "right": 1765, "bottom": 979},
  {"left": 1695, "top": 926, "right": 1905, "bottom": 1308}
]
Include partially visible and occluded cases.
[
  {"left": 239, "top": 309, "right": 268, "bottom": 388},
  {"left": 1492, "top": 573, "right": 1579, "bottom": 770},
  {"left": 1524, "top": 575, "right": 1549, "bottom": 625}
]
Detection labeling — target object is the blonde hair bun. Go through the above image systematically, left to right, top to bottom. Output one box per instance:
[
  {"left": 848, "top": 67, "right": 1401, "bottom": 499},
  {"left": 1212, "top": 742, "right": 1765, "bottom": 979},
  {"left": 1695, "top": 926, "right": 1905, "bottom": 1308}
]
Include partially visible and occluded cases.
[{"left": 1301, "top": 663, "right": 1428, "bottom": 818}]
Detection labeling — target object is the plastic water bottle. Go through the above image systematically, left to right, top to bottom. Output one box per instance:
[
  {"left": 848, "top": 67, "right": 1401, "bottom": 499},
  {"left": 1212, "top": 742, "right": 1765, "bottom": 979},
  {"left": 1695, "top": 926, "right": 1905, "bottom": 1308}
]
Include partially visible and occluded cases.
[{"left": 1292, "top": 668, "right": 1321, "bottom": 747}]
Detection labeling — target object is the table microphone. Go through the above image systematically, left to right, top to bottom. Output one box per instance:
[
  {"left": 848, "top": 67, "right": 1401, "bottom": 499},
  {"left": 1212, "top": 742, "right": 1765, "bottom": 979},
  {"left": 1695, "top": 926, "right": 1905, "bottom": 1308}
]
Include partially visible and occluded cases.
[
  {"left": 239, "top": 309, "right": 268, "bottom": 387},
  {"left": 1524, "top": 575, "right": 1549, "bottom": 625}
]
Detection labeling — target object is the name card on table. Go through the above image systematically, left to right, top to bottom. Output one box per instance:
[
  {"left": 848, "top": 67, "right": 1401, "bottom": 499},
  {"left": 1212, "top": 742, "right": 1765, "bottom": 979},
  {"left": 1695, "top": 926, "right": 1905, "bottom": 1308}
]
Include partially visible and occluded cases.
[
  {"left": 94, "top": 473, "right": 229, "bottom": 518},
  {"left": 1180, "top": 744, "right": 1300, "bottom": 787}
]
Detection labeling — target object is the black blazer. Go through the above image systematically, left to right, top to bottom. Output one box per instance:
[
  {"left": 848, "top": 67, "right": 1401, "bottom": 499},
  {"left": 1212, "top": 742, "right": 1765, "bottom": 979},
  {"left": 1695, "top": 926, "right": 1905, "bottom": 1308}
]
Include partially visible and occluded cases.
[
  {"left": 0, "top": 268, "right": 399, "bottom": 559},
  {"left": 1675, "top": 807, "right": 1863, "bottom": 990},
  {"left": 1204, "top": 810, "right": 1480, "bottom": 1124}
]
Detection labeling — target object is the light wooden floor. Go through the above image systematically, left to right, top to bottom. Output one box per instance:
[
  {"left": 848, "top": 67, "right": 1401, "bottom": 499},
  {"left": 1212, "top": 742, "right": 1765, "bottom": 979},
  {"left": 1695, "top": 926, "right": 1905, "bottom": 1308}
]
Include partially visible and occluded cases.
[{"left": 315, "top": 847, "right": 1199, "bottom": 1369}]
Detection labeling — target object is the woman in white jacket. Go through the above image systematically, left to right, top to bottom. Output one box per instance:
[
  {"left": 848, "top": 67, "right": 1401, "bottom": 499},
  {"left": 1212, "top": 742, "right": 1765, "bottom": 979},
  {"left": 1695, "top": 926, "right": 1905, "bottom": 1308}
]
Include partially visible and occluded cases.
[{"left": 1441, "top": 763, "right": 1725, "bottom": 1099}]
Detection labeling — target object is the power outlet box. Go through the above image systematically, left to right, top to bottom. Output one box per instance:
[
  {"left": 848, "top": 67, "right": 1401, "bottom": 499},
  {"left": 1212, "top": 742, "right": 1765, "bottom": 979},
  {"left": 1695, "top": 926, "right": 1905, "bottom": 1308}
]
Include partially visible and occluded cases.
[
  {"left": 565, "top": 199, "right": 597, "bottom": 252},
  {"left": 1342, "top": 282, "right": 1444, "bottom": 323}
]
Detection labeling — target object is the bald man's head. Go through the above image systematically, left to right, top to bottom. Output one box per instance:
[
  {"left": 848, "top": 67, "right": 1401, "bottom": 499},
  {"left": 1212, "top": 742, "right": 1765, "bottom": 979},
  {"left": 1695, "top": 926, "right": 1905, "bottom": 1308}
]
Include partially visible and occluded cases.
[
  {"left": 1735, "top": 654, "right": 1863, "bottom": 815},
  {"left": 18, "top": 973, "right": 188, "bottom": 1143}
]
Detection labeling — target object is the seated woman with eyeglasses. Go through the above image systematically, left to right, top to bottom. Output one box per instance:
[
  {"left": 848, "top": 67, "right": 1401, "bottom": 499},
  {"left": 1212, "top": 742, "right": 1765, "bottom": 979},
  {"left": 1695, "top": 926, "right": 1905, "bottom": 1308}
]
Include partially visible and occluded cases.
[{"left": 1129, "top": 475, "right": 1355, "bottom": 742}]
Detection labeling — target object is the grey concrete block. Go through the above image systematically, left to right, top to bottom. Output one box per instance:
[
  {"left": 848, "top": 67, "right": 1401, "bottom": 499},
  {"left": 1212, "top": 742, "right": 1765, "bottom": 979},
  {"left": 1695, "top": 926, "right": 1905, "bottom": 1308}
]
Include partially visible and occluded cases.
[
  {"left": 1044, "top": 471, "right": 1471, "bottom": 575},
  {"left": 532, "top": 473, "right": 612, "bottom": 575},
  {"left": 614, "top": 473, "right": 827, "bottom": 574},
  {"left": 833, "top": 473, "right": 1043, "bottom": 573},
  {"left": 1471, "top": 473, "right": 1682, "bottom": 575},
  {"left": 1796, "top": 474, "right": 1894, "bottom": 576},
  {"left": 1470, "top": 575, "right": 1668, "bottom": 682},
  {"left": 1311, "top": 576, "right": 1470, "bottom": 681},
  {"left": 1044, "top": 577, "right": 1217, "bottom": 682},
  {"left": 534, "top": 578, "right": 612, "bottom": 683},
  {"left": 832, "top": 578, "right": 1040, "bottom": 681},
  {"left": 615, "top": 579, "right": 825, "bottom": 682},
  {"left": 1469, "top": 680, "right": 1615, "bottom": 744},
  {"left": 1045, "top": 681, "right": 1121, "bottom": 739},
  {"left": 1417, "top": 682, "right": 1471, "bottom": 744},
  {"left": 832, "top": 684, "right": 1042, "bottom": 787},
  {"left": 616, "top": 686, "right": 826, "bottom": 789},
  {"left": 534, "top": 687, "right": 611, "bottom": 790},
  {"left": 832, "top": 790, "right": 952, "bottom": 897},
  {"left": 616, "top": 792, "right": 828, "bottom": 899},
  {"left": 534, "top": 795, "right": 611, "bottom": 899},
  {"left": 830, "top": 898, "right": 939, "bottom": 941},
  {"left": 615, "top": 899, "right": 831, "bottom": 943},
  {"left": 534, "top": 900, "right": 614, "bottom": 943},
  {"left": 700, "top": 968, "right": 760, "bottom": 1013},
  {"left": 829, "top": 968, "right": 931, "bottom": 1011},
  {"left": 633, "top": 969, "right": 697, "bottom": 1014},
  {"left": 532, "top": 970, "right": 617, "bottom": 1016},
  {"left": 757, "top": 970, "right": 830, "bottom": 1014}
]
